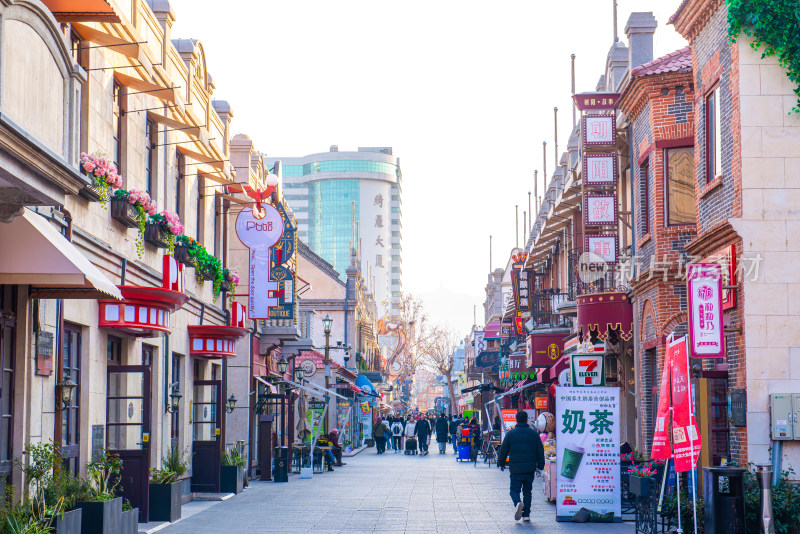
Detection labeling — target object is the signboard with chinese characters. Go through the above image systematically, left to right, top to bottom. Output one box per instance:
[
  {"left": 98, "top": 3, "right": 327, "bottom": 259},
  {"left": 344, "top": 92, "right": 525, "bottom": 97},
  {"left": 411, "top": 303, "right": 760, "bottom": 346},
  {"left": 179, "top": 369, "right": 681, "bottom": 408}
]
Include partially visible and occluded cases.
[
  {"left": 573, "top": 92, "right": 620, "bottom": 111},
  {"left": 582, "top": 115, "right": 616, "bottom": 147},
  {"left": 584, "top": 154, "right": 617, "bottom": 185},
  {"left": 584, "top": 194, "right": 617, "bottom": 226},
  {"left": 235, "top": 205, "right": 284, "bottom": 319},
  {"left": 585, "top": 235, "right": 618, "bottom": 265},
  {"left": 687, "top": 264, "right": 724, "bottom": 358},
  {"left": 513, "top": 267, "right": 531, "bottom": 313},
  {"left": 500, "top": 323, "right": 513, "bottom": 339},
  {"left": 529, "top": 333, "right": 564, "bottom": 368},
  {"left": 475, "top": 349, "right": 500, "bottom": 374},
  {"left": 570, "top": 354, "right": 605, "bottom": 387},
  {"left": 555, "top": 387, "right": 621, "bottom": 522},
  {"left": 500, "top": 409, "right": 517, "bottom": 442}
]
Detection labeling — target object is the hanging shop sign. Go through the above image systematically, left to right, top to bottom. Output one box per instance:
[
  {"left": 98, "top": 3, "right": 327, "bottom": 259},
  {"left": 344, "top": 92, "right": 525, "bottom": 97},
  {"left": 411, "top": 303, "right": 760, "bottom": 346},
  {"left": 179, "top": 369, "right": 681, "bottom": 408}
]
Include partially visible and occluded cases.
[
  {"left": 573, "top": 92, "right": 620, "bottom": 111},
  {"left": 582, "top": 115, "right": 617, "bottom": 147},
  {"left": 583, "top": 154, "right": 617, "bottom": 186},
  {"left": 584, "top": 194, "right": 618, "bottom": 226},
  {"left": 269, "top": 201, "right": 296, "bottom": 265},
  {"left": 235, "top": 204, "right": 284, "bottom": 319},
  {"left": 584, "top": 234, "right": 618, "bottom": 265},
  {"left": 98, "top": 255, "right": 188, "bottom": 337},
  {"left": 267, "top": 264, "right": 295, "bottom": 320},
  {"left": 687, "top": 264, "right": 724, "bottom": 358},
  {"left": 512, "top": 267, "right": 531, "bottom": 313},
  {"left": 500, "top": 323, "right": 513, "bottom": 339},
  {"left": 530, "top": 333, "right": 566, "bottom": 368},
  {"left": 668, "top": 336, "right": 702, "bottom": 472},
  {"left": 474, "top": 349, "right": 501, "bottom": 374},
  {"left": 570, "top": 354, "right": 605, "bottom": 387},
  {"left": 555, "top": 386, "right": 621, "bottom": 522},
  {"left": 534, "top": 396, "right": 548, "bottom": 410},
  {"left": 307, "top": 401, "right": 326, "bottom": 443}
]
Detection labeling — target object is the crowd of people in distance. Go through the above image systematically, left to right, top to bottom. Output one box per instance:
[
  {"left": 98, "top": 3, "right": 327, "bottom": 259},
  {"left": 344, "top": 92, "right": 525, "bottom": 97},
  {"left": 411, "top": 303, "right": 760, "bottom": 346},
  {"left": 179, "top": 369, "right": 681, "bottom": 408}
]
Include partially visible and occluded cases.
[{"left": 370, "top": 413, "right": 484, "bottom": 457}]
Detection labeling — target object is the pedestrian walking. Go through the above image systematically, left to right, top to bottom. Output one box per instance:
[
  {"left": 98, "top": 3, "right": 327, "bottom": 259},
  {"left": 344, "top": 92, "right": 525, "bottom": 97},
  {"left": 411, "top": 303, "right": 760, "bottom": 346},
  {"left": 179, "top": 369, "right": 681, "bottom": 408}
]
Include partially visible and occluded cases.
[
  {"left": 497, "top": 411, "right": 545, "bottom": 522},
  {"left": 434, "top": 413, "right": 449, "bottom": 454},
  {"left": 415, "top": 415, "right": 432, "bottom": 455},
  {"left": 404, "top": 416, "right": 418, "bottom": 455},
  {"left": 448, "top": 416, "right": 460, "bottom": 454},
  {"left": 373, "top": 417, "right": 389, "bottom": 454},
  {"left": 390, "top": 417, "right": 404, "bottom": 453},
  {"left": 468, "top": 418, "right": 482, "bottom": 461}
]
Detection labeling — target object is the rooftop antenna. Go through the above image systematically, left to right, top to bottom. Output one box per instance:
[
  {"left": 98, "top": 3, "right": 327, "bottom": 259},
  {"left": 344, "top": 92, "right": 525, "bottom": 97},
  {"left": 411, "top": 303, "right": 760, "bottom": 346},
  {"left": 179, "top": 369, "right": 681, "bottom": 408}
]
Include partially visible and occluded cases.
[
  {"left": 613, "top": 0, "right": 619, "bottom": 42},
  {"left": 571, "top": 54, "right": 577, "bottom": 128},
  {"left": 542, "top": 142, "right": 547, "bottom": 184},
  {"left": 534, "top": 171, "right": 539, "bottom": 213},
  {"left": 528, "top": 191, "right": 532, "bottom": 232},
  {"left": 515, "top": 205, "right": 519, "bottom": 249},
  {"left": 523, "top": 211, "right": 527, "bottom": 244},
  {"left": 489, "top": 235, "right": 493, "bottom": 272}
]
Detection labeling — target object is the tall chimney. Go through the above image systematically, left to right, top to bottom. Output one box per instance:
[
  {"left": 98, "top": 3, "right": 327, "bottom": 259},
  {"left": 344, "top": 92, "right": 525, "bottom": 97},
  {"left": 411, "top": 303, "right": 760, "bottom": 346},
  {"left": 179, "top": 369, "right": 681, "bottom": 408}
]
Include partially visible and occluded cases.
[{"left": 625, "top": 12, "right": 658, "bottom": 71}]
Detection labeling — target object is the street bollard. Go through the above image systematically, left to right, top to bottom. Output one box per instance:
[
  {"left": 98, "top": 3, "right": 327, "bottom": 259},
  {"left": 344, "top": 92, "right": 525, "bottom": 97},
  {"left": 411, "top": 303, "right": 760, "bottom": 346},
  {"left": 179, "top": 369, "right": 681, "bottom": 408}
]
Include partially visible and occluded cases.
[
  {"left": 755, "top": 464, "right": 775, "bottom": 534},
  {"left": 703, "top": 466, "right": 745, "bottom": 534}
]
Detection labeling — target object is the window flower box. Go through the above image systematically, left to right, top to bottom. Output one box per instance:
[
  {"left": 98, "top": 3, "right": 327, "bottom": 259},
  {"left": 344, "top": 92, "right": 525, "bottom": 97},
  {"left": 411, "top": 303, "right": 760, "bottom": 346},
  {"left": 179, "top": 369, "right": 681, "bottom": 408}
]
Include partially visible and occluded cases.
[
  {"left": 79, "top": 182, "right": 106, "bottom": 203},
  {"left": 110, "top": 198, "right": 139, "bottom": 228},
  {"left": 144, "top": 222, "right": 170, "bottom": 249},
  {"left": 174, "top": 245, "right": 196, "bottom": 268},
  {"left": 200, "top": 264, "right": 216, "bottom": 282}
]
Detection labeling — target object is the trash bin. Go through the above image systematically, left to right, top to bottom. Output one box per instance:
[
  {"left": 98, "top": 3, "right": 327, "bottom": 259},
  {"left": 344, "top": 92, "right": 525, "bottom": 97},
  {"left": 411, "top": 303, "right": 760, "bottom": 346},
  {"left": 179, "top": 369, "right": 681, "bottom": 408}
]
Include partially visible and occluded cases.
[
  {"left": 273, "top": 446, "right": 288, "bottom": 483},
  {"left": 703, "top": 466, "right": 745, "bottom": 534}
]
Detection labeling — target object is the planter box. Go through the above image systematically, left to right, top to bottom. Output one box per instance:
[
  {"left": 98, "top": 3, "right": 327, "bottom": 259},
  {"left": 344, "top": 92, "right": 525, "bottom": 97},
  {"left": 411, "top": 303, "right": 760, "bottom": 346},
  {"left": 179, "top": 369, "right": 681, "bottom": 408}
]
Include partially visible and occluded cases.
[
  {"left": 79, "top": 183, "right": 107, "bottom": 203},
  {"left": 111, "top": 199, "right": 139, "bottom": 228},
  {"left": 144, "top": 223, "right": 170, "bottom": 249},
  {"left": 174, "top": 245, "right": 196, "bottom": 268},
  {"left": 200, "top": 265, "right": 216, "bottom": 282},
  {"left": 220, "top": 279, "right": 232, "bottom": 293},
  {"left": 220, "top": 465, "right": 243, "bottom": 494},
  {"left": 629, "top": 475, "right": 652, "bottom": 497},
  {"left": 148, "top": 481, "right": 182, "bottom": 522},
  {"left": 75, "top": 497, "right": 122, "bottom": 534},
  {"left": 53, "top": 508, "right": 82, "bottom": 534},
  {"left": 119, "top": 508, "right": 138, "bottom": 534}
]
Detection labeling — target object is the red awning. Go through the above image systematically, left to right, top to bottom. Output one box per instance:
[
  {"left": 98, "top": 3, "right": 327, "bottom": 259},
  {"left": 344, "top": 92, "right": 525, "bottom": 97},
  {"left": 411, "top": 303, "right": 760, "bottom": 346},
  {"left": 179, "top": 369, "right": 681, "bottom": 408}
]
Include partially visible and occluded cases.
[
  {"left": 41, "top": 0, "right": 121, "bottom": 22},
  {"left": 98, "top": 285, "right": 188, "bottom": 337},
  {"left": 576, "top": 291, "right": 633, "bottom": 341},
  {"left": 484, "top": 321, "right": 502, "bottom": 339},
  {"left": 188, "top": 325, "right": 249, "bottom": 359},
  {"left": 538, "top": 354, "right": 570, "bottom": 383}
]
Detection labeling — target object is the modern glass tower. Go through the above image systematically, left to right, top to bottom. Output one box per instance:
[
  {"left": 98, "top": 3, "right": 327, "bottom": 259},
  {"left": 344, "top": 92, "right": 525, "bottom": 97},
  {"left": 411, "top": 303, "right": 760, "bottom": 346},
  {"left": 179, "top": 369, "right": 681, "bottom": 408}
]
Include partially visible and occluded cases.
[{"left": 264, "top": 146, "right": 403, "bottom": 316}]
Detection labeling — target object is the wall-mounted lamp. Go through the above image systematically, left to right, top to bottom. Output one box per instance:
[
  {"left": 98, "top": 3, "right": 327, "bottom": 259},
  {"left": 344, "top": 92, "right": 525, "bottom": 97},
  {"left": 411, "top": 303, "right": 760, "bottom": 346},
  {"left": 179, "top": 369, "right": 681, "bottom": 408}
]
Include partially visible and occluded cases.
[
  {"left": 277, "top": 356, "right": 289, "bottom": 375},
  {"left": 55, "top": 374, "right": 77, "bottom": 411},
  {"left": 166, "top": 384, "right": 182, "bottom": 414},
  {"left": 226, "top": 394, "right": 237, "bottom": 413}
]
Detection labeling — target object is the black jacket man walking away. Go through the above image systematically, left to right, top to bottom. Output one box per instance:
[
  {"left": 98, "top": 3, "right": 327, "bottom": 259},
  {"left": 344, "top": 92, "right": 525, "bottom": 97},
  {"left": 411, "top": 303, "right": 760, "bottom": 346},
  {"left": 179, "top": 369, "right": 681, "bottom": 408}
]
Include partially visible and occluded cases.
[{"left": 497, "top": 410, "right": 545, "bottom": 522}]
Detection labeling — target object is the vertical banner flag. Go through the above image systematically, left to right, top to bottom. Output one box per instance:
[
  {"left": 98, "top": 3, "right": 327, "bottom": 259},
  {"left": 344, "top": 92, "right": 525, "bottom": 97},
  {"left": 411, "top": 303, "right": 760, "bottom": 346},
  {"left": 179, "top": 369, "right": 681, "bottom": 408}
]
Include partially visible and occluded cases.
[
  {"left": 687, "top": 264, "right": 724, "bottom": 358},
  {"left": 669, "top": 336, "right": 702, "bottom": 472},
  {"left": 650, "top": 346, "right": 674, "bottom": 460},
  {"left": 555, "top": 387, "right": 621, "bottom": 522}
]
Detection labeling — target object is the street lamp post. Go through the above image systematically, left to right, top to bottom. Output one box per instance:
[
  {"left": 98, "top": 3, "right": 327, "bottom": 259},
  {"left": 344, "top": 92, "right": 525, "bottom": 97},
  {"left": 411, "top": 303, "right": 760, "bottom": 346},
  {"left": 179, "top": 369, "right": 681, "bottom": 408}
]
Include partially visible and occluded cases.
[{"left": 322, "top": 314, "right": 333, "bottom": 391}]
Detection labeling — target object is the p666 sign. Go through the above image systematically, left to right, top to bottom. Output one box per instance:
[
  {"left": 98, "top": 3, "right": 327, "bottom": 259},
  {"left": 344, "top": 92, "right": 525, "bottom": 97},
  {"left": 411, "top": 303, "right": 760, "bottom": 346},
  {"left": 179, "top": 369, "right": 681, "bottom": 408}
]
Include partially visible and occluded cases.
[{"left": 570, "top": 354, "right": 605, "bottom": 387}]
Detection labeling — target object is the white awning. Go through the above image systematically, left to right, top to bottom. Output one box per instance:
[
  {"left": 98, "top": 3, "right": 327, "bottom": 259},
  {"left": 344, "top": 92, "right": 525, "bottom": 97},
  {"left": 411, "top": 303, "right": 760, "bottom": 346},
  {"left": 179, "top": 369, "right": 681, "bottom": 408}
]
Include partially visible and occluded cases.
[{"left": 0, "top": 211, "right": 122, "bottom": 299}]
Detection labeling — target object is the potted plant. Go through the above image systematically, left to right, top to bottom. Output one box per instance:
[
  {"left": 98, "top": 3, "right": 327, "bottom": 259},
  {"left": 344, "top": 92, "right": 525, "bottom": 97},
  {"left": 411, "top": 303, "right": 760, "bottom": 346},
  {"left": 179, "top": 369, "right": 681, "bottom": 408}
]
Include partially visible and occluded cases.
[
  {"left": 78, "top": 152, "right": 122, "bottom": 206},
  {"left": 111, "top": 189, "right": 159, "bottom": 258},
  {"left": 147, "top": 210, "right": 184, "bottom": 253},
  {"left": 17, "top": 440, "right": 84, "bottom": 534},
  {"left": 220, "top": 446, "right": 246, "bottom": 495},
  {"left": 148, "top": 447, "right": 190, "bottom": 522},
  {"left": 74, "top": 450, "right": 123, "bottom": 534},
  {"left": 628, "top": 462, "right": 657, "bottom": 497},
  {"left": 120, "top": 501, "right": 138, "bottom": 534}
]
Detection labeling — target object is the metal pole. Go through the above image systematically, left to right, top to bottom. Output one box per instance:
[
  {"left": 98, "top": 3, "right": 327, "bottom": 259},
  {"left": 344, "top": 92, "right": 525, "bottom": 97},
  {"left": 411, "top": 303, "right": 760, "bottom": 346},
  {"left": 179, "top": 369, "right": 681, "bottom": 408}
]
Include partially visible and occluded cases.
[
  {"left": 613, "top": 0, "right": 619, "bottom": 42},
  {"left": 571, "top": 54, "right": 577, "bottom": 128},
  {"left": 554, "top": 107, "right": 559, "bottom": 166},
  {"left": 543, "top": 142, "right": 547, "bottom": 183},
  {"left": 534, "top": 171, "right": 539, "bottom": 213},
  {"left": 528, "top": 192, "right": 532, "bottom": 233},
  {"left": 515, "top": 205, "right": 519, "bottom": 249},
  {"left": 489, "top": 235, "right": 493, "bottom": 272},
  {"left": 756, "top": 464, "right": 776, "bottom": 534}
]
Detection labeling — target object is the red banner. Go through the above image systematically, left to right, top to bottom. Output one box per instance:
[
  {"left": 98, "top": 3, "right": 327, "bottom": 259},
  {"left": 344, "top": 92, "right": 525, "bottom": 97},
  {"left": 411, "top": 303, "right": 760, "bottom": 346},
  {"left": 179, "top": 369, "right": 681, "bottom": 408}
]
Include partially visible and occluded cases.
[
  {"left": 669, "top": 337, "right": 702, "bottom": 472},
  {"left": 651, "top": 347, "right": 673, "bottom": 460}
]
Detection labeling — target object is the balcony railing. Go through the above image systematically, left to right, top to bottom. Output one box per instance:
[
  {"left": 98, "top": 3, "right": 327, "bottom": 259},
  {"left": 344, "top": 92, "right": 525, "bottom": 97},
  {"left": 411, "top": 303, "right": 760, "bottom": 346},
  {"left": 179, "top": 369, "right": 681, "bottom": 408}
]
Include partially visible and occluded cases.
[
  {"left": 567, "top": 247, "right": 634, "bottom": 297},
  {"left": 530, "top": 290, "right": 570, "bottom": 329}
]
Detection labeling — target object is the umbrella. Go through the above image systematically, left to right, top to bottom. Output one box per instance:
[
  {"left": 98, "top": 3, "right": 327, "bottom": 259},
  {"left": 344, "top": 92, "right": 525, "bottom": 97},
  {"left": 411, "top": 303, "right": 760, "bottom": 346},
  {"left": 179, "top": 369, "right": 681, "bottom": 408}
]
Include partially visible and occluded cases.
[{"left": 296, "top": 390, "right": 312, "bottom": 442}]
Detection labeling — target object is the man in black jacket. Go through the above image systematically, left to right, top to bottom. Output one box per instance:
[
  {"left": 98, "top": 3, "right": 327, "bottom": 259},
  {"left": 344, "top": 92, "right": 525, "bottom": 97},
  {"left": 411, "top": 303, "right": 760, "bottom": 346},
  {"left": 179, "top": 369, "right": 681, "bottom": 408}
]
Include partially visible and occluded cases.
[
  {"left": 497, "top": 410, "right": 545, "bottom": 522},
  {"left": 448, "top": 416, "right": 460, "bottom": 454}
]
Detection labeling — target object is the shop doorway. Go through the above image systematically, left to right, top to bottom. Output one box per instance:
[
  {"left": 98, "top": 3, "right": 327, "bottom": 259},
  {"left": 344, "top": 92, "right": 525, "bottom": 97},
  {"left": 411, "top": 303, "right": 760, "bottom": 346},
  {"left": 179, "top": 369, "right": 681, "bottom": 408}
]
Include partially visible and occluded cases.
[
  {"left": 61, "top": 324, "right": 81, "bottom": 474},
  {"left": 107, "top": 365, "right": 151, "bottom": 522},
  {"left": 191, "top": 380, "right": 221, "bottom": 492}
]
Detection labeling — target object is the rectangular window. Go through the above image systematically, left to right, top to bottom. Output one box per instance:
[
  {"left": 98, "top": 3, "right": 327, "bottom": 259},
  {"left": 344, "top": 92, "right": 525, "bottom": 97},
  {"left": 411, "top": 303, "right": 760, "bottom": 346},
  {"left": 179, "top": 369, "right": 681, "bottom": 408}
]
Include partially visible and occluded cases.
[
  {"left": 70, "top": 32, "right": 83, "bottom": 67},
  {"left": 112, "top": 82, "right": 123, "bottom": 173},
  {"left": 706, "top": 86, "right": 722, "bottom": 181},
  {"left": 145, "top": 119, "right": 155, "bottom": 196},
  {"left": 665, "top": 147, "right": 696, "bottom": 226},
  {"left": 176, "top": 153, "right": 185, "bottom": 219},
  {"left": 640, "top": 161, "right": 650, "bottom": 235},
  {"left": 196, "top": 175, "right": 204, "bottom": 242},
  {"left": 213, "top": 194, "right": 222, "bottom": 259},
  {"left": 61, "top": 324, "right": 81, "bottom": 475},
  {"left": 107, "top": 335, "right": 121, "bottom": 363},
  {"left": 142, "top": 344, "right": 154, "bottom": 366}
]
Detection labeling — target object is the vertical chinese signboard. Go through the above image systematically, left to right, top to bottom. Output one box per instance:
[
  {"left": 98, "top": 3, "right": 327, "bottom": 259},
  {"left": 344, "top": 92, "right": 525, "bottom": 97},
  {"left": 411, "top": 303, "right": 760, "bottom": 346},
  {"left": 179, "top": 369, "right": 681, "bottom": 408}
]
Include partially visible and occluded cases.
[
  {"left": 268, "top": 201, "right": 297, "bottom": 321},
  {"left": 687, "top": 264, "right": 724, "bottom": 358},
  {"left": 555, "top": 387, "right": 621, "bottom": 522}
]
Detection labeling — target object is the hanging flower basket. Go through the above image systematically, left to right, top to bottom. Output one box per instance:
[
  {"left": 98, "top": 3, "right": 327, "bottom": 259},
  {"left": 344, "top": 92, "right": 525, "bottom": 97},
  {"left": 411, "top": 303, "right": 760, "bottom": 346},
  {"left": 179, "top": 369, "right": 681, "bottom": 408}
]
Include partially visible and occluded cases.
[
  {"left": 79, "top": 153, "right": 122, "bottom": 207},
  {"left": 79, "top": 181, "right": 107, "bottom": 203},
  {"left": 112, "top": 189, "right": 158, "bottom": 258},
  {"left": 111, "top": 198, "right": 139, "bottom": 228},
  {"left": 144, "top": 222, "right": 171, "bottom": 249},
  {"left": 200, "top": 264, "right": 216, "bottom": 282},
  {"left": 220, "top": 279, "right": 232, "bottom": 293}
]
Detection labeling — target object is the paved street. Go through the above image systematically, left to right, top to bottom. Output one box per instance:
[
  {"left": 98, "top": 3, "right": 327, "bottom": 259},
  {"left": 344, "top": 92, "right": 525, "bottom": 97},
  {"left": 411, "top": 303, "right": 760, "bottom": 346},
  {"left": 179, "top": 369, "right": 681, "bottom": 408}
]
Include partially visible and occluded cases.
[{"left": 158, "top": 449, "right": 634, "bottom": 533}]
